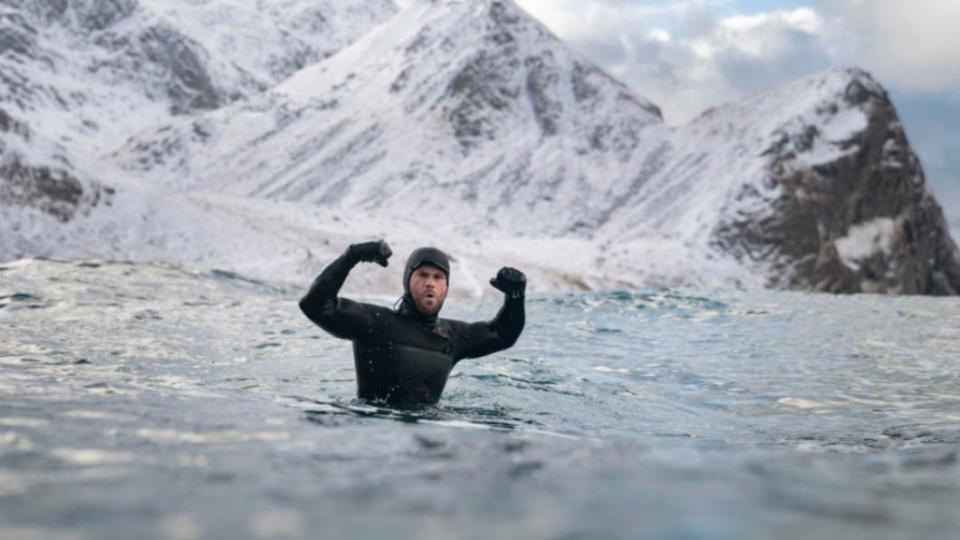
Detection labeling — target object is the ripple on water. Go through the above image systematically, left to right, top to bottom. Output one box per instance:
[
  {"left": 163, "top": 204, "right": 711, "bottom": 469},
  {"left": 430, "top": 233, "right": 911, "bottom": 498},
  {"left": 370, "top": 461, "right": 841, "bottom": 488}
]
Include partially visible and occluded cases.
[
  {"left": 0, "top": 293, "right": 48, "bottom": 311},
  {"left": 132, "top": 309, "right": 163, "bottom": 321},
  {"left": 59, "top": 410, "right": 136, "bottom": 422},
  {"left": 0, "top": 417, "right": 49, "bottom": 428},
  {"left": 135, "top": 428, "right": 289, "bottom": 445},
  {"left": 0, "top": 431, "right": 34, "bottom": 451},
  {"left": 50, "top": 448, "right": 137, "bottom": 466}
]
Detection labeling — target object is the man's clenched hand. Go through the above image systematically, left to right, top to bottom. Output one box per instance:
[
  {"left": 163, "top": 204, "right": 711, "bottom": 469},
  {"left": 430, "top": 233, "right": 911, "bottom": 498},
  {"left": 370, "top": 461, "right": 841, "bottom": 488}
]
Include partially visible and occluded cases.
[
  {"left": 349, "top": 240, "right": 392, "bottom": 267},
  {"left": 490, "top": 267, "right": 526, "bottom": 298}
]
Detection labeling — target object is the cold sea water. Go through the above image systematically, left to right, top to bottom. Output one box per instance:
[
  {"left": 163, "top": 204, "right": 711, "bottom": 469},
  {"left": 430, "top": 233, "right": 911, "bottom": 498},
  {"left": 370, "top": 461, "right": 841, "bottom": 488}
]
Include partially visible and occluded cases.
[{"left": 1, "top": 258, "right": 959, "bottom": 540}]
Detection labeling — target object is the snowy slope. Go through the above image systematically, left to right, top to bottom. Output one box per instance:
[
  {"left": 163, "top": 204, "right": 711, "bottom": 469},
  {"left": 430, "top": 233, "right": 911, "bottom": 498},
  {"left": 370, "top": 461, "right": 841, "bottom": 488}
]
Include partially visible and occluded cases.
[
  {"left": 0, "top": 0, "right": 397, "bottom": 227},
  {"left": 0, "top": 0, "right": 397, "bottom": 154},
  {"left": 0, "top": 0, "right": 407, "bottom": 290},
  {"left": 3, "top": 0, "right": 958, "bottom": 295},
  {"left": 114, "top": 0, "right": 665, "bottom": 235}
]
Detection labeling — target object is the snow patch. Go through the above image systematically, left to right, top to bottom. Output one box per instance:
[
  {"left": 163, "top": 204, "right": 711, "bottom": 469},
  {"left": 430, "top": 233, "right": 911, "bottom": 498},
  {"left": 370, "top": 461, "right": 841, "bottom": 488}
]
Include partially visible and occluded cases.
[{"left": 834, "top": 217, "right": 897, "bottom": 270}]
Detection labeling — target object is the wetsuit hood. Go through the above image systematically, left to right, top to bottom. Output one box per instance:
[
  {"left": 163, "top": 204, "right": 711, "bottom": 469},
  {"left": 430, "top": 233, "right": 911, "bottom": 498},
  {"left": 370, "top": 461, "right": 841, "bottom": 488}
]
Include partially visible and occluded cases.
[
  {"left": 401, "top": 247, "right": 450, "bottom": 322},
  {"left": 402, "top": 247, "right": 450, "bottom": 296}
]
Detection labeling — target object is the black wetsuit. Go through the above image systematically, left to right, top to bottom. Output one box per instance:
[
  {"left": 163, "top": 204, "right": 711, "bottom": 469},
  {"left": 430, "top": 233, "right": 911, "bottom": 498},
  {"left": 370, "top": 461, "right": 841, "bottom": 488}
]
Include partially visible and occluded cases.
[{"left": 299, "top": 249, "right": 525, "bottom": 406}]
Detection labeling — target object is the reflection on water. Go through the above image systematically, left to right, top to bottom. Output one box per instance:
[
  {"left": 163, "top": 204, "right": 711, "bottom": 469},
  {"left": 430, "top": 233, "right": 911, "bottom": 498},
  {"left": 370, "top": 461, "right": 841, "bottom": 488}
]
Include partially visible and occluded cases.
[{"left": 1, "top": 258, "right": 960, "bottom": 539}]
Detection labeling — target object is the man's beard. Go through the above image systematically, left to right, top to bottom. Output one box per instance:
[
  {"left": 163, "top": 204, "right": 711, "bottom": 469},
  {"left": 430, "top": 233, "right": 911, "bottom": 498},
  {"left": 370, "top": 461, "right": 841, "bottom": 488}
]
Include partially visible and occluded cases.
[{"left": 415, "top": 293, "right": 443, "bottom": 315}]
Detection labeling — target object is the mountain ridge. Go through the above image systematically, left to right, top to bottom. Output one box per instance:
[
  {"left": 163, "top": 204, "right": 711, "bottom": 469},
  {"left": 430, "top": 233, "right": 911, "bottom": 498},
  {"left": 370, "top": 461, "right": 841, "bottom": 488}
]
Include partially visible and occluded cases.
[{"left": 2, "top": 0, "right": 958, "bottom": 295}]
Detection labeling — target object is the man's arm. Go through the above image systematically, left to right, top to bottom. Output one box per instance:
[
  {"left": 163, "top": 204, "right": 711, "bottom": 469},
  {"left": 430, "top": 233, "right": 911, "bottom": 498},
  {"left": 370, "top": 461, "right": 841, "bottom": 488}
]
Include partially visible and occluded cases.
[
  {"left": 299, "top": 240, "right": 392, "bottom": 340},
  {"left": 457, "top": 267, "right": 526, "bottom": 360}
]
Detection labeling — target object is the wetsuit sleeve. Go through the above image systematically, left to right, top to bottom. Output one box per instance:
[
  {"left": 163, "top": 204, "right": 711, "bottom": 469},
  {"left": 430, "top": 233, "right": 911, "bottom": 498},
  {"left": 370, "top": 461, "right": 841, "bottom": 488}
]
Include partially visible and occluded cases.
[
  {"left": 298, "top": 247, "right": 374, "bottom": 341},
  {"left": 456, "top": 295, "right": 525, "bottom": 360}
]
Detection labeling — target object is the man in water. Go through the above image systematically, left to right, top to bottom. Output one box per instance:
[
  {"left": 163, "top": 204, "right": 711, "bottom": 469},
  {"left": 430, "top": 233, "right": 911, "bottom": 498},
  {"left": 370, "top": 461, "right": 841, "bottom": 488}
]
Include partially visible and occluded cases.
[{"left": 299, "top": 240, "right": 526, "bottom": 406}]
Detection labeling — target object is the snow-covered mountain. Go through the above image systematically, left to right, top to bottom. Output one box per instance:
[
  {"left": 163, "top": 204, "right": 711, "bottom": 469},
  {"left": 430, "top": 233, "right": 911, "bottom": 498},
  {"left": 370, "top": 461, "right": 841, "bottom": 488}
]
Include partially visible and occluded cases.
[
  {"left": 0, "top": 0, "right": 395, "bottom": 225},
  {"left": 3, "top": 0, "right": 958, "bottom": 295}
]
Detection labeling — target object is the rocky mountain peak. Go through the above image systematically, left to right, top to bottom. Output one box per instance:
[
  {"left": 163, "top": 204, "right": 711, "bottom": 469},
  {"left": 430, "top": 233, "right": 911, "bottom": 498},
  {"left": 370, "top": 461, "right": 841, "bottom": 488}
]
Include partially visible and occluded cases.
[
  {"left": 1, "top": 0, "right": 397, "bottom": 224},
  {"left": 1, "top": 0, "right": 399, "bottom": 148},
  {"left": 116, "top": 0, "right": 667, "bottom": 235},
  {"left": 438, "top": 0, "right": 662, "bottom": 151},
  {"left": 3, "top": 1, "right": 958, "bottom": 295},
  {"left": 703, "top": 67, "right": 960, "bottom": 294}
]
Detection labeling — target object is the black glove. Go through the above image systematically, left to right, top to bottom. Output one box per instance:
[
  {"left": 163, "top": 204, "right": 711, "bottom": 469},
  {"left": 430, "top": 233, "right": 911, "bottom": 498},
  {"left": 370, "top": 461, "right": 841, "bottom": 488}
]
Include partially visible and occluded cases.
[
  {"left": 349, "top": 240, "right": 392, "bottom": 267},
  {"left": 490, "top": 267, "right": 526, "bottom": 299}
]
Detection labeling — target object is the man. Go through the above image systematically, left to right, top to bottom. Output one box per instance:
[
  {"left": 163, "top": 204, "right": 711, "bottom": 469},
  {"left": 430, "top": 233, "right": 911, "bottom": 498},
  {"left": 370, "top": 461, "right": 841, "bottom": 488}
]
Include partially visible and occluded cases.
[{"left": 299, "top": 240, "right": 526, "bottom": 406}]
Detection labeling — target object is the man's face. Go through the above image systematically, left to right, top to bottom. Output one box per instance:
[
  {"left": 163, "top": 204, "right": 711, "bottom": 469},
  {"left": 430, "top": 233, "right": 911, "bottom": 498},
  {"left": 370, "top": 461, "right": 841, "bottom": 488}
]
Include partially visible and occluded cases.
[{"left": 409, "top": 263, "right": 448, "bottom": 316}]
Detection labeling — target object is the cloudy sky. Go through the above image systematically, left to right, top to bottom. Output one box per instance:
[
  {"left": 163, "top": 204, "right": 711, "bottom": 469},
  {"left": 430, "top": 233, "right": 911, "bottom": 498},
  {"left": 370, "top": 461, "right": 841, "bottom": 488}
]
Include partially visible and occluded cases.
[{"left": 510, "top": 0, "right": 960, "bottom": 234}]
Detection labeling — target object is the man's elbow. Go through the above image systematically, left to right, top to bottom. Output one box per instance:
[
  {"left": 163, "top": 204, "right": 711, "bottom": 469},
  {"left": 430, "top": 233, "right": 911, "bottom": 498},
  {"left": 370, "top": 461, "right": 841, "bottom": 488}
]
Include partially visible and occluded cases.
[
  {"left": 299, "top": 295, "right": 321, "bottom": 323},
  {"left": 505, "top": 315, "right": 525, "bottom": 347},
  {"left": 497, "top": 324, "right": 523, "bottom": 349}
]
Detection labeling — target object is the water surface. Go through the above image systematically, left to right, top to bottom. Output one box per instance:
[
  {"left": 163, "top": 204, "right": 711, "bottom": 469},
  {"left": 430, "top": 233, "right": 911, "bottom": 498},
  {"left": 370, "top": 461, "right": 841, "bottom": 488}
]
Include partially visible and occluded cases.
[{"left": 1, "top": 259, "right": 959, "bottom": 539}]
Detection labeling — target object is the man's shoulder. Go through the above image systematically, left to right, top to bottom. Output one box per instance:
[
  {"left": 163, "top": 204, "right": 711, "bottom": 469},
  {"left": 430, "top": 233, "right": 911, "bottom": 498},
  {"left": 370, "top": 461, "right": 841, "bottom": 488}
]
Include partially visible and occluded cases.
[
  {"left": 334, "top": 298, "right": 397, "bottom": 319},
  {"left": 358, "top": 302, "right": 395, "bottom": 316},
  {"left": 437, "top": 316, "right": 471, "bottom": 332}
]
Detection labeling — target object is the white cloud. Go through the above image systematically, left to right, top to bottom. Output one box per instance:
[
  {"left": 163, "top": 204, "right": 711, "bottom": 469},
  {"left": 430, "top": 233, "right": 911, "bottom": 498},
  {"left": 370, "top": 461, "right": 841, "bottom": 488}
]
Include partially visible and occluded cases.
[
  {"left": 509, "top": 0, "right": 960, "bottom": 232},
  {"left": 513, "top": 0, "right": 959, "bottom": 115},
  {"left": 515, "top": 0, "right": 726, "bottom": 43},
  {"left": 820, "top": 0, "right": 960, "bottom": 92},
  {"left": 528, "top": 5, "right": 832, "bottom": 124},
  {"left": 707, "top": 8, "right": 823, "bottom": 57},
  {"left": 726, "top": 8, "right": 821, "bottom": 31},
  {"left": 647, "top": 28, "right": 671, "bottom": 43}
]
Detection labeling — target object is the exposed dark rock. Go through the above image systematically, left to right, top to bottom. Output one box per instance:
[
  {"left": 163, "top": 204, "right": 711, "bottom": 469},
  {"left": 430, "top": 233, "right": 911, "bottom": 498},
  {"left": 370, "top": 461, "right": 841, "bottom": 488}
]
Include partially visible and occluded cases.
[
  {"left": 2, "top": 0, "right": 136, "bottom": 33},
  {"left": 3, "top": 0, "right": 67, "bottom": 24},
  {"left": 4, "top": 0, "right": 225, "bottom": 116},
  {"left": 75, "top": 0, "right": 138, "bottom": 32},
  {"left": 443, "top": 0, "right": 565, "bottom": 152},
  {"left": 489, "top": 0, "right": 521, "bottom": 27},
  {"left": 442, "top": 1, "right": 660, "bottom": 154},
  {"left": 0, "top": 12, "right": 39, "bottom": 57},
  {"left": 88, "top": 24, "right": 224, "bottom": 115},
  {"left": 138, "top": 25, "right": 221, "bottom": 114},
  {"left": 445, "top": 50, "right": 518, "bottom": 150},
  {"left": 524, "top": 54, "right": 561, "bottom": 136},
  {"left": 570, "top": 61, "right": 662, "bottom": 120},
  {"left": 571, "top": 62, "right": 599, "bottom": 105},
  {"left": 390, "top": 66, "right": 412, "bottom": 94},
  {"left": 713, "top": 71, "right": 960, "bottom": 295},
  {"left": 0, "top": 107, "right": 31, "bottom": 140},
  {"left": 1, "top": 107, "right": 112, "bottom": 222},
  {"left": 0, "top": 156, "right": 112, "bottom": 223}
]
